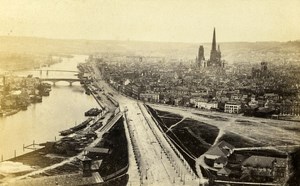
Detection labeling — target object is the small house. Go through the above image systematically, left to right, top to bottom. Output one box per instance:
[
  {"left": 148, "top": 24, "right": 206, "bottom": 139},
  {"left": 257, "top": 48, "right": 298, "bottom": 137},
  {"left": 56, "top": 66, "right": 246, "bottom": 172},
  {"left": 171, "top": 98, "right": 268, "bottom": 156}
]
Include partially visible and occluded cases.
[{"left": 204, "top": 141, "right": 234, "bottom": 169}]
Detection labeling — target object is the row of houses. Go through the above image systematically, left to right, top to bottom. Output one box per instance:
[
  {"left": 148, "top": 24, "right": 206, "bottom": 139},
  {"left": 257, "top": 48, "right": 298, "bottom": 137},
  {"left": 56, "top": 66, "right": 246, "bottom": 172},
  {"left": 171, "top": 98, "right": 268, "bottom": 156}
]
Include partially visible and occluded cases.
[{"left": 107, "top": 75, "right": 300, "bottom": 116}]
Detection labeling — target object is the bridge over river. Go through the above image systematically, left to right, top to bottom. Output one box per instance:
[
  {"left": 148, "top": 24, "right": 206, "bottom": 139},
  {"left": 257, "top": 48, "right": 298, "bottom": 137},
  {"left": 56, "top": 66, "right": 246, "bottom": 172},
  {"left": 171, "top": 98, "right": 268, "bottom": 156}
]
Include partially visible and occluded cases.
[
  {"left": 10, "top": 69, "right": 84, "bottom": 86},
  {"left": 12, "top": 69, "right": 80, "bottom": 76},
  {"left": 40, "top": 78, "right": 81, "bottom": 86}
]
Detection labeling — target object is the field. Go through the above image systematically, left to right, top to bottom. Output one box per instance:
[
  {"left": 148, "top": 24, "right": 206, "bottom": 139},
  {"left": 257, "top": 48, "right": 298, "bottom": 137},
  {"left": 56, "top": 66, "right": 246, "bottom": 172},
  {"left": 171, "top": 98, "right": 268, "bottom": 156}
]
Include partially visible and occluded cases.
[
  {"left": 147, "top": 103, "right": 300, "bottom": 184},
  {"left": 149, "top": 103, "right": 300, "bottom": 147},
  {"left": 147, "top": 105, "right": 220, "bottom": 173},
  {"left": 153, "top": 108, "right": 219, "bottom": 146},
  {"left": 155, "top": 109, "right": 184, "bottom": 128},
  {"left": 193, "top": 113, "right": 229, "bottom": 121},
  {"left": 218, "top": 132, "right": 264, "bottom": 148}
]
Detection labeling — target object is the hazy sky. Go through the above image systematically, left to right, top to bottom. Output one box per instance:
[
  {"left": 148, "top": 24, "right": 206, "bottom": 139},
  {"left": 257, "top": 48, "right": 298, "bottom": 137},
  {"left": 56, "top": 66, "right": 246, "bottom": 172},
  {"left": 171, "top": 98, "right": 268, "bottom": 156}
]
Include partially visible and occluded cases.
[{"left": 0, "top": 0, "right": 299, "bottom": 42}]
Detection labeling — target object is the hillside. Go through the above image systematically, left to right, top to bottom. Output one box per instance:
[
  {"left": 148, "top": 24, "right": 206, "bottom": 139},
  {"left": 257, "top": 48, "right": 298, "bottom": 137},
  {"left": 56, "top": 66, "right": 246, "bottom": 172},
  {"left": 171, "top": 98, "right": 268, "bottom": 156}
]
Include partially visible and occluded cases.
[{"left": 0, "top": 36, "right": 299, "bottom": 69}]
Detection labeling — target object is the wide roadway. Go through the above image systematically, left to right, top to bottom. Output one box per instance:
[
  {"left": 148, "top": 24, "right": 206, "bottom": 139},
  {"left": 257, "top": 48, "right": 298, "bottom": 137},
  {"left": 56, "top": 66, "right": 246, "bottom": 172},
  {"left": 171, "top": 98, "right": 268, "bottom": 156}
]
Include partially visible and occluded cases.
[{"left": 92, "top": 64, "right": 199, "bottom": 185}]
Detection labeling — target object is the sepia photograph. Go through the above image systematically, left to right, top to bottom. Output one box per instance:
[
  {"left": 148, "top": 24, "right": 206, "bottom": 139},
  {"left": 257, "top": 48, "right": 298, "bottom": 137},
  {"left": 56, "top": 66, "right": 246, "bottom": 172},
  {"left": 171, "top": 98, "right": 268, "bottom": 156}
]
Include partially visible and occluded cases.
[{"left": 0, "top": 0, "right": 299, "bottom": 185}]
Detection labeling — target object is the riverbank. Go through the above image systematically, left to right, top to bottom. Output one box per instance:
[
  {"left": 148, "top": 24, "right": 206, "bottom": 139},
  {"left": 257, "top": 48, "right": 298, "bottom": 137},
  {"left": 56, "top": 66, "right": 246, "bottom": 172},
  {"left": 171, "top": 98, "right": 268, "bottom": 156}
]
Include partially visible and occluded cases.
[
  {"left": 0, "top": 55, "right": 100, "bottom": 162},
  {"left": 0, "top": 76, "right": 131, "bottom": 185},
  {"left": 0, "top": 81, "right": 52, "bottom": 118},
  {"left": 0, "top": 115, "right": 129, "bottom": 186}
]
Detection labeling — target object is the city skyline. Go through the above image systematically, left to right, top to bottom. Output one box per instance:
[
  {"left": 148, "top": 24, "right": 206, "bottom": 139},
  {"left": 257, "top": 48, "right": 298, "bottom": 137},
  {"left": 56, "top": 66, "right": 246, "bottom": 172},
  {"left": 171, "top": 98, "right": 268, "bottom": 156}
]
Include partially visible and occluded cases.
[
  {"left": 0, "top": 0, "right": 300, "bottom": 43},
  {"left": 0, "top": 1, "right": 300, "bottom": 185}
]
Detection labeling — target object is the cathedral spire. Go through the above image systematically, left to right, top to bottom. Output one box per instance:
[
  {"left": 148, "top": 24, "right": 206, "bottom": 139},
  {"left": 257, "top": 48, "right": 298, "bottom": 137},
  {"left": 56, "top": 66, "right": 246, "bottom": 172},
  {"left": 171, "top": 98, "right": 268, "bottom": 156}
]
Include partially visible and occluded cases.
[
  {"left": 212, "top": 27, "right": 216, "bottom": 51},
  {"left": 209, "top": 28, "right": 222, "bottom": 67}
]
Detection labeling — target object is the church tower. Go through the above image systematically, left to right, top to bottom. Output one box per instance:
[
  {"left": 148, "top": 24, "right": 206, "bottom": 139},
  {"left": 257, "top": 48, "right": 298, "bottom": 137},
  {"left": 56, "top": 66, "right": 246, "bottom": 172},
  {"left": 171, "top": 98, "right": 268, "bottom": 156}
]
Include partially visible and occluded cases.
[
  {"left": 208, "top": 28, "right": 222, "bottom": 67},
  {"left": 197, "top": 45, "right": 205, "bottom": 67}
]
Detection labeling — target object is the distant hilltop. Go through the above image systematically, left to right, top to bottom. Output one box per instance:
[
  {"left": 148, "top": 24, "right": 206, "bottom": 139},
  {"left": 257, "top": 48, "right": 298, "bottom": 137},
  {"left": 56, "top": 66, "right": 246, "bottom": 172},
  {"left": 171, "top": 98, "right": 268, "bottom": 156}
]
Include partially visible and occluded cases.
[{"left": 0, "top": 36, "right": 299, "bottom": 64}]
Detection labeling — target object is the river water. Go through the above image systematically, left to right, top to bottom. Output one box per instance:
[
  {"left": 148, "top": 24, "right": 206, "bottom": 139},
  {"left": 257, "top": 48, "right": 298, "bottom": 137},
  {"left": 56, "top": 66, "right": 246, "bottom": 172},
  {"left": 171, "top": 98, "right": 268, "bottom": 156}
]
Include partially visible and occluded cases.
[{"left": 0, "top": 55, "right": 98, "bottom": 160}]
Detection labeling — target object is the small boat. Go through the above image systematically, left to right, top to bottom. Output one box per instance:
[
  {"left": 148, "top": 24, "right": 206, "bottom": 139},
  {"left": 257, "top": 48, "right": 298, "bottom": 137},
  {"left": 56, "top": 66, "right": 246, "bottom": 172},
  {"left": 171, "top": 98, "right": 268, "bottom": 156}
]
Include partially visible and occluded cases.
[
  {"left": 85, "top": 108, "right": 101, "bottom": 117},
  {"left": 59, "top": 118, "right": 93, "bottom": 136},
  {"left": 60, "top": 129, "right": 74, "bottom": 136}
]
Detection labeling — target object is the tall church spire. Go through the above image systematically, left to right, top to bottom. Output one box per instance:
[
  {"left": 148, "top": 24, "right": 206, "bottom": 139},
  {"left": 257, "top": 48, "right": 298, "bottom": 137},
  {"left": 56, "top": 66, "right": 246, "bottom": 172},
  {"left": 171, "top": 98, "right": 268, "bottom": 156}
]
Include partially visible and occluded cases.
[
  {"left": 209, "top": 27, "right": 222, "bottom": 67},
  {"left": 212, "top": 27, "right": 216, "bottom": 51}
]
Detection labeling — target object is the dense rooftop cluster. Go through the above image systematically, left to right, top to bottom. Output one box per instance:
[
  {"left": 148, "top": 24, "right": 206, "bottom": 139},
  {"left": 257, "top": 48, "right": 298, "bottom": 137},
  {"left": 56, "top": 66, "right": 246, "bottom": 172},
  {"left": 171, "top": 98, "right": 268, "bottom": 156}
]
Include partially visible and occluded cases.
[{"left": 95, "top": 55, "right": 300, "bottom": 118}]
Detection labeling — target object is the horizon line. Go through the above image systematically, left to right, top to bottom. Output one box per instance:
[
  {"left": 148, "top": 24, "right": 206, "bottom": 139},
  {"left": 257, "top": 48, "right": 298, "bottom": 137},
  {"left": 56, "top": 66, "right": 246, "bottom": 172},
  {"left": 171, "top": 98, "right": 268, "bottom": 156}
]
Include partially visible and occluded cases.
[{"left": 0, "top": 34, "right": 299, "bottom": 44}]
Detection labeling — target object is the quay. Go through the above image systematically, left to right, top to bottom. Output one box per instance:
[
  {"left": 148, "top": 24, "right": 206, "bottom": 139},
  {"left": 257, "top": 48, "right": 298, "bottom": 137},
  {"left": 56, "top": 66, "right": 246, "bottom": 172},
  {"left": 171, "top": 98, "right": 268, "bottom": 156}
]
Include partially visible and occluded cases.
[{"left": 0, "top": 75, "right": 127, "bottom": 185}]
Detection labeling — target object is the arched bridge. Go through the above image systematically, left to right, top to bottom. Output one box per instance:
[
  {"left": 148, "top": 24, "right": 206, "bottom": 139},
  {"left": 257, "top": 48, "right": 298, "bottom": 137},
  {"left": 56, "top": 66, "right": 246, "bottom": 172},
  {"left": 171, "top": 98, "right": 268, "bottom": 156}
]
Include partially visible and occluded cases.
[
  {"left": 12, "top": 69, "right": 80, "bottom": 76},
  {"left": 38, "top": 70, "right": 80, "bottom": 75},
  {"left": 41, "top": 78, "right": 81, "bottom": 86}
]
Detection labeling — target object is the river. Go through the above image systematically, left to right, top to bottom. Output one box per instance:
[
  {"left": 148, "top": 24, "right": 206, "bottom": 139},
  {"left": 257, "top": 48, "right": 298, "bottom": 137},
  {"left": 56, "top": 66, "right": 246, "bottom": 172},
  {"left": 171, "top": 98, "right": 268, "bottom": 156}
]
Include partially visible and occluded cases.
[{"left": 0, "top": 55, "right": 98, "bottom": 160}]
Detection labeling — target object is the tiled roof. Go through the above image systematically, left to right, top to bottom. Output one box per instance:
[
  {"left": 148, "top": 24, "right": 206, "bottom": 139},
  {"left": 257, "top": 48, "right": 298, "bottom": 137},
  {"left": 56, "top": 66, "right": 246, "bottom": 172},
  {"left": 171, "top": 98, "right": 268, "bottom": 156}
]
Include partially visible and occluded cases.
[
  {"left": 205, "top": 141, "right": 234, "bottom": 157},
  {"left": 205, "top": 146, "right": 229, "bottom": 157},
  {"left": 242, "top": 156, "right": 286, "bottom": 168}
]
